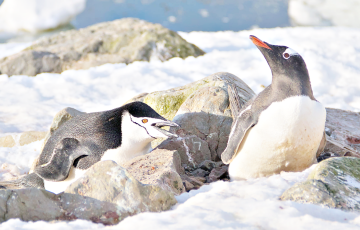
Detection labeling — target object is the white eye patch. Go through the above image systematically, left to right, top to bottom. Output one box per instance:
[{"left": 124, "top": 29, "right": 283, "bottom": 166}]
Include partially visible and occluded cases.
[{"left": 283, "top": 48, "right": 299, "bottom": 59}]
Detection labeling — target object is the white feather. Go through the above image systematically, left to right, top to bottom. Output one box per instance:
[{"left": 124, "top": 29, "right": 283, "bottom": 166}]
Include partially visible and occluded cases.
[{"left": 229, "top": 95, "right": 326, "bottom": 180}]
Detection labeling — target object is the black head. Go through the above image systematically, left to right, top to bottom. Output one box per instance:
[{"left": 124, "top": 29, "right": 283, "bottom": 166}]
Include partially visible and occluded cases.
[
  {"left": 250, "top": 35, "right": 309, "bottom": 80},
  {"left": 250, "top": 35, "right": 314, "bottom": 98},
  {"left": 120, "top": 101, "right": 179, "bottom": 138}
]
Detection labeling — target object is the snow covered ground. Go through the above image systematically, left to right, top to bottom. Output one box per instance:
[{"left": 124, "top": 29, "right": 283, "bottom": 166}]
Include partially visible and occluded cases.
[
  {"left": 0, "top": 0, "right": 86, "bottom": 33},
  {"left": 1, "top": 26, "right": 360, "bottom": 229}
]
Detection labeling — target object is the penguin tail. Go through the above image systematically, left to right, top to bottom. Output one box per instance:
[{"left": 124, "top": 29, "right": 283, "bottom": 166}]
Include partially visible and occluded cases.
[{"left": 0, "top": 173, "right": 44, "bottom": 190}]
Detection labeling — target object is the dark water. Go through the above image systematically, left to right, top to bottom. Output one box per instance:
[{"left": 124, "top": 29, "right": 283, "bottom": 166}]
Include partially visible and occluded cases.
[{"left": 73, "top": 0, "right": 290, "bottom": 32}]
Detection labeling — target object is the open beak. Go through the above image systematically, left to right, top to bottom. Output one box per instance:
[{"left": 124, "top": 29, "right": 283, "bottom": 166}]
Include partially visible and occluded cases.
[
  {"left": 250, "top": 35, "right": 272, "bottom": 50},
  {"left": 152, "top": 120, "right": 179, "bottom": 138}
]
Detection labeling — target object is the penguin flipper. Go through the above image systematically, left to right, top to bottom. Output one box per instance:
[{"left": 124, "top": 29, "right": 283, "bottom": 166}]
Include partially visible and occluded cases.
[
  {"left": 221, "top": 108, "right": 256, "bottom": 164},
  {"left": 35, "top": 138, "right": 91, "bottom": 181},
  {"left": 0, "top": 173, "right": 44, "bottom": 189}
]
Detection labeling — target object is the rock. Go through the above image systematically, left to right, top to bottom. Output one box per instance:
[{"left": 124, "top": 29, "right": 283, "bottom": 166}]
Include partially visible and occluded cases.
[
  {"left": 0, "top": 18, "right": 205, "bottom": 76},
  {"left": 141, "top": 72, "right": 255, "bottom": 121},
  {"left": 152, "top": 72, "right": 255, "bottom": 167},
  {"left": 324, "top": 108, "right": 360, "bottom": 158},
  {"left": 0, "top": 131, "right": 47, "bottom": 148},
  {"left": 18, "top": 131, "right": 47, "bottom": 146},
  {"left": 0, "top": 135, "right": 15, "bottom": 148},
  {"left": 157, "top": 135, "right": 211, "bottom": 169},
  {"left": 122, "top": 149, "right": 185, "bottom": 195},
  {"left": 281, "top": 157, "right": 360, "bottom": 211},
  {"left": 65, "top": 160, "right": 177, "bottom": 213},
  {"left": 199, "top": 160, "right": 217, "bottom": 171},
  {"left": 208, "top": 165, "right": 229, "bottom": 183},
  {"left": 190, "top": 168, "right": 209, "bottom": 178},
  {"left": 180, "top": 174, "right": 204, "bottom": 191},
  {"left": 0, "top": 188, "right": 136, "bottom": 225}
]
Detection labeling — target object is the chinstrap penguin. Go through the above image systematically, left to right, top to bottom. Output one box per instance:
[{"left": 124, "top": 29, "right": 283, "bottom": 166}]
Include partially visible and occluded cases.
[
  {"left": 222, "top": 35, "right": 326, "bottom": 180},
  {"left": 0, "top": 102, "right": 179, "bottom": 194}
]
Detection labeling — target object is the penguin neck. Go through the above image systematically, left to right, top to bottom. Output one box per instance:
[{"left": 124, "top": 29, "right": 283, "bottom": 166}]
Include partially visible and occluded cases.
[{"left": 271, "top": 72, "right": 315, "bottom": 100}]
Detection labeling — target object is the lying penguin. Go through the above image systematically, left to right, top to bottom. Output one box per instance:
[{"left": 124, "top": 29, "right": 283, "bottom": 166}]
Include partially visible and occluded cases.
[
  {"left": 222, "top": 35, "right": 326, "bottom": 180},
  {"left": 0, "top": 101, "right": 179, "bottom": 194}
]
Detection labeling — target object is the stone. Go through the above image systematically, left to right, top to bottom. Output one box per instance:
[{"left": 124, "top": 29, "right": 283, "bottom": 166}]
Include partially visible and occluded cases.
[
  {"left": 0, "top": 18, "right": 205, "bottom": 76},
  {"left": 149, "top": 72, "right": 255, "bottom": 167},
  {"left": 324, "top": 108, "right": 360, "bottom": 157},
  {"left": 0, "top": 131, "right": 47, "bottom": 148},
  {"left": 18, "top": 131, "right": 47, "bottom": 146},
  {"left": 0, "top": 135, "right": 15, "bottom": 148},
  {"left": 156, "top": 135, "right": 211, "bottom": 169},
  {"left": 122, "top": 149, "right": 185, "bottom": 195},
  {"left": 281, "top": 157, "right": 360, "bottom": 211},
  {"left": 65, "top": 160, "right": 177, "bottom": 213},
  {"left": 198, "top": 160, "right": 217, "bottom": 171},
  {"left": 208, "top": 165, "right": 229, "bottom": 183},
  {"left": 190, "top": 168, "right": 209, "bottom": 178},
  {"left": 180, "top": 174, "right": 204, "bottom": 191},
  {"left": 0, "top": 188, "right": 136, "bottom": 225}
]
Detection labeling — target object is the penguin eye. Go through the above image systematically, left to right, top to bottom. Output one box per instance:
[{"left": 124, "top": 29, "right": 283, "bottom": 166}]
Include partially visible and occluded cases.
[
  {"left": 283, "top": 52, "right": 290, "bottom": 59},
  {"left": 142, "top": 119, "right": 148, "bottom": 123}
]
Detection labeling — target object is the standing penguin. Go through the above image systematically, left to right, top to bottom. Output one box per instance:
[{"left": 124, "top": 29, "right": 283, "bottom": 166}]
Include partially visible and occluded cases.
[
  {"left": 222, "top": 35, "right": 326, "bottom": 180},
  {"left": 0, "top": 102, "right": 179, "bottom": 194}
]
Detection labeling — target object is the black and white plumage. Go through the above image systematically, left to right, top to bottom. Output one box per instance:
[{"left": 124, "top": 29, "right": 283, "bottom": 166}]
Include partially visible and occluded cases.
[
  {"left": 222, "top": 35, "right": 326, "bottom": 180},
  {"left": 0, "top": 102, "right": 179, "bottom": 194}
]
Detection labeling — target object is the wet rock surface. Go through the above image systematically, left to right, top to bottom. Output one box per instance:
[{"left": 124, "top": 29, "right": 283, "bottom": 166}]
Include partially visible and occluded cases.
[{"left": 0, "top": 18, "right": 204, "bottom": 76}]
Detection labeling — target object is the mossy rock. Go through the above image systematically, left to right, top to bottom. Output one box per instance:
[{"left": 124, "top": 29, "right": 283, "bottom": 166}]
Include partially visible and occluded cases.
[
  {"left": 141, "top": 72, "right": 255, "bottom": 120},
  {"left": 281, "top": 157, "right": 360, "bottom": 211}
]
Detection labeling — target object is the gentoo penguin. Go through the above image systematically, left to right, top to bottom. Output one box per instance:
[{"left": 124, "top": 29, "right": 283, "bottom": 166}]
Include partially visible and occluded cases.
[
  {"left": 222, "top": 35, "right": 326, "bottom": 180},
  {"left": 0, "top": 102, "right": 179, "bottom": 194}
]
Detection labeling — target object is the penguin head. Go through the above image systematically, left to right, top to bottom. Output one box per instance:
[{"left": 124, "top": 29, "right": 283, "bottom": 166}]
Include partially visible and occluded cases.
[
  {"left": 249, "top": 35, "right": 309, "bottom": 79},
  {"left": 122, "top": 102, "right": 179, "bottom": 139}
]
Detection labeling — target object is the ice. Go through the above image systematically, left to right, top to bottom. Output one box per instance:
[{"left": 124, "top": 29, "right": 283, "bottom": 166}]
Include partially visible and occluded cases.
[
  {"left": 0, "top": 0, "right": 86, "bottom": 33},
  {"left": 289, "top": 0, "right": 360, "bottom": 27}
]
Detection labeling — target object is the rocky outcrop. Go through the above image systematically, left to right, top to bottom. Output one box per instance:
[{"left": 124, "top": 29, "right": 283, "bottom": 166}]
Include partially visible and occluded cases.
[
  {"left": 0, "top": 18, "right": 205, "bottom": 76},
  {"left": 153, "top": 72, "right": 255, "bottom": 166},
  {"left": 323, "top": 108, "right": 360, "bottom": 158},
  {"left": 0, "top": 131, "right": 47, "bottom": 148},
  {"left": 123, "top": 149, "right": 185, "bottom": 195},
  {"left": 281, "top": 157, "right": 360, "bottom": 211},
  {"left": 65, "top": 161, "right": 176, "bottom": 213}
]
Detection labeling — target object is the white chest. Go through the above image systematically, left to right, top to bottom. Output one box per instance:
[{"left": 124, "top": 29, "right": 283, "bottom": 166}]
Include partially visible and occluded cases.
[
  {"left": 229, "top": 96, "right": 326, "bottom": 180},
  {"left": 101, "top": 112, "right": 154, "bottom": 166},
  {"left": 44, "top": 167, "right": 86, "bottom": 194}
]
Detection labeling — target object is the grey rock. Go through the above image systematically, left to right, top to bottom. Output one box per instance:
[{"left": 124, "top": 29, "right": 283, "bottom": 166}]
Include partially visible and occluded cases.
[
  {"left": 0, "top": 18, "right": 204, "bottom": 76},
  {"left": 0, "top": 50, "right": 62, "bottom": 76},
  {"left": 151, "top": 72, "right": 255, "bottom": 167},
  {"left": 324, "top": 108, "right": 360, "bottom": 158},
  {"left": 157, "top": 135, "right": 211, "bottom": 169},
  {"left": 122, "top": 149, "right": 185, "bottom": 195},
  {"left": 281, "top": 157, "right": 360, "bottom": 211},
  {"left": 65, "top": 160, "right": 177, "bottom": 213},
  {"left": 199, "top": 160, "right": 217, "bottom": 171},
  {"left": 208, "top": 165, "right": 229, "bottom": 183},
  {"left": 190, "top": 168, "right": 209, "bottom": 178},
  {"left": 180, "top": 174, "right": 204, "bottom": 191},
  {"left": 0, "top": 188, "right": 135, "bottom": 225}
]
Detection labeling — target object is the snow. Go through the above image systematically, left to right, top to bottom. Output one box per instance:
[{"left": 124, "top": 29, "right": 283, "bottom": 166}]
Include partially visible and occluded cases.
[
  {"left": 0, "top": 0, "right": 86, "bottom": 33},
  {"left": 289, "top": 0, "right": 360, "bottom": 27},
  {"left": 1, "top": 26, "right": 360, "bottom": 228}
]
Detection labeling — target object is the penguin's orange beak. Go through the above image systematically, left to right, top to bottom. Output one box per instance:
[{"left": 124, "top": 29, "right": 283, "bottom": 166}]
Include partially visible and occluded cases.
[{"left": 250, "top": 35, "right": 272, "bottom": 50}]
